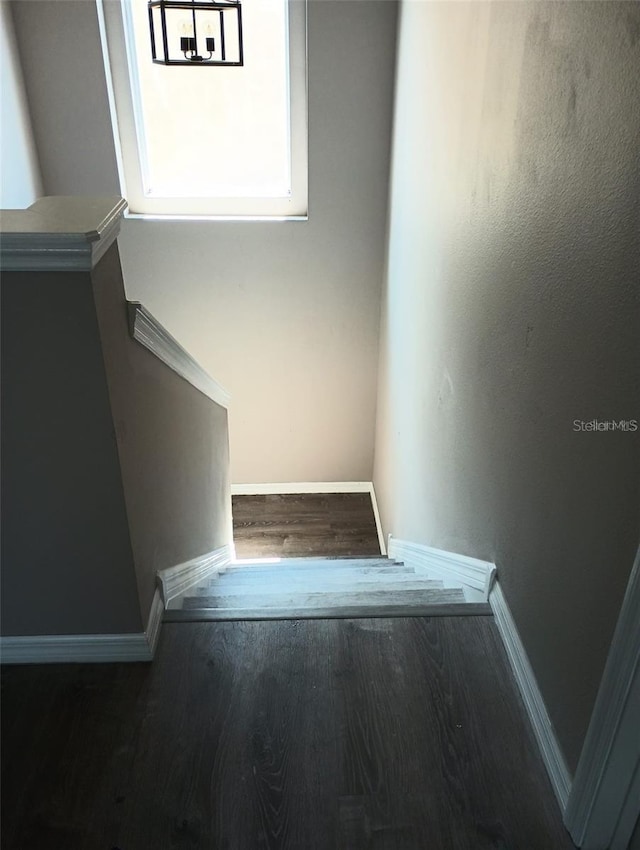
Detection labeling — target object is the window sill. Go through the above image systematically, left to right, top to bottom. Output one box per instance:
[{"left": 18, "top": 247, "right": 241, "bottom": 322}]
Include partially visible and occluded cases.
[{"left": 123, "top": 211, "right": 309, "bottom": 223}]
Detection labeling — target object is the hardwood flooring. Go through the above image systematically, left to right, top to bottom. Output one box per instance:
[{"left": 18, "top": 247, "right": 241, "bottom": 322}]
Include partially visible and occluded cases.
[
  {"left": 232, "top": 493, "right": 381, "bottom": 558},
  {"left": 1, "top": 617, "right": 575, "bottom": 849}
]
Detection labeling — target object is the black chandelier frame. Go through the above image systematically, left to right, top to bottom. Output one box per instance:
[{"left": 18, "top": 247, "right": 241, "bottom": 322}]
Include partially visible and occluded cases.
[{"left": 148, "top": 0, "right": 244, "bottom": 67}]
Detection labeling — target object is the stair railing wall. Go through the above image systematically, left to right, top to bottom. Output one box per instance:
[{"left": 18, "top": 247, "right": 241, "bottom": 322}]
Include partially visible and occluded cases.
[{"left": 0, "top": 196, "right": 232, "bottom": 653}]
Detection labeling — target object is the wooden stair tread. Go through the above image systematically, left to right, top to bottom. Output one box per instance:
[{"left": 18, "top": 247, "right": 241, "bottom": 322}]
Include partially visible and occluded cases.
[
  {"left": 226, "top": 557, "right": 400, "bottom": 572},
  {"left": 210, "top": 571, "right": 430, "bottom": 594},
  {"left": 193, "top": 578, "right": 445, "bottom": 596},
  {"left": 181, "top": 586, "right": 466, "bottom": 610},
  {"left": 165, "top": 602, "right": 492, "bottom": 622}
]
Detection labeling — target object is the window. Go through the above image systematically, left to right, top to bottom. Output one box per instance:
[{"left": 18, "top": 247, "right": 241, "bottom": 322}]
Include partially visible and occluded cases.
[{"left": 98, "top": 0, "right": 307, "bottom": 218}]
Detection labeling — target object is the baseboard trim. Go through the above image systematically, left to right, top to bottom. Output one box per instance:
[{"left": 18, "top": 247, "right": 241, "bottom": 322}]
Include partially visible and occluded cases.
[
  {"left": 128, "top": 301, "right": 231, "bottom": 409},
  {"left": 231, "top": 481, "right": 373, "bottom": 495},
  {"left": 230, "top": 482, "right": 386, "bottom": 556},
  {"left": 368, "top": 485, "right": 386, "bottom": 556},
  {"left": 387, "top": 537, "right": 495, "bottom": 597},
  {"left": 157, "top": 544, "right": 233, "bottom": 605},
  {"left": 564, "top": 545, "right": 640, "bottom": 849},
  {"left": 490, "top": 580, "right": 572, "bottom": 811},
  {"left": 0, "top": 585, "right": 167, "bottom": 665},
  {"left": 145, "top": 587, "right": 164, "bottom": 657},
  {"left": 0, "top": 632, "right": 153, "bottom": 664}
]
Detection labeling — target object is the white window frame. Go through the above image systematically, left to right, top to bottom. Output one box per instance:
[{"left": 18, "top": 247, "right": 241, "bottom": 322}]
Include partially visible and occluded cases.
[{"left": 97, "top": 0, "right": 308, "bottom": 220}]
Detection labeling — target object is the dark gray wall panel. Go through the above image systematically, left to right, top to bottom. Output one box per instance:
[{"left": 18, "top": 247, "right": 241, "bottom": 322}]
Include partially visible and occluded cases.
[{"left": 1, "top": 269, "right": 141, "bottom": 635}]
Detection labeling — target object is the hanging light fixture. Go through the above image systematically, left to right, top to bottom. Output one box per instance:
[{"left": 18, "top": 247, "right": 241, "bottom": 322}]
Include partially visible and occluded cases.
[{"left": 148, "top": 0, "right": 244, "bottom": 66}]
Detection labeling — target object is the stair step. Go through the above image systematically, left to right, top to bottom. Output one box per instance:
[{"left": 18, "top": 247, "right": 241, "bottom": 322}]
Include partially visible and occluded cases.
[
  {"left": 225, "top": 557, "right": 400, "bottom": 572},
  {"left": 219, "top": 563, "right": 407, "bottom": 580},
  {"left": 209, "top": 566, "right": 418, "bottom": 588},
  {"left": 195, "top": 577, "right": 444, "bottom": 597},
  {"left": 181, "top": 586, "right": 466, "bottom": 611},
  {"left": 165, "top": 601, "right": 492, "bottom": 622}
]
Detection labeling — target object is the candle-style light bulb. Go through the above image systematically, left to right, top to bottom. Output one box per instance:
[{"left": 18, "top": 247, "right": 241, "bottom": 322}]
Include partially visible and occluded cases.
[
  {"left": 179, "top": 18, "right": 195, "bottom": 54},
  {"left": 205, "top": 20, "right": 215, "bottom": 54}
]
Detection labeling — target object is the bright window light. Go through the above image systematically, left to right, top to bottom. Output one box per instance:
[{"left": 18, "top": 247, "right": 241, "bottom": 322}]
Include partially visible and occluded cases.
[{"left": 98, "top": 0, "right": 308, "bottom": 218}]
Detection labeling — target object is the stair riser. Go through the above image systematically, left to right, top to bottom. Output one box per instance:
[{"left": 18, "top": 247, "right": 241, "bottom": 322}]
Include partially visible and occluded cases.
[
  {"left": 226, "top": 558, "right": 399, "bottom": 572},
  {"left": 194, "top": 579, "right": 444, "bottom": 597},
  {"left": 182, "top": 587, "right": 466, "bottom": 610},
  {"left": 165, "top": 602, "right": 492, "bottom": 622}
]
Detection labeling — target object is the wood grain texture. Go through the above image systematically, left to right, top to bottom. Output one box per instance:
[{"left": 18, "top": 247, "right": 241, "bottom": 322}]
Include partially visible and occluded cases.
[
  {"left": 232, "top": 493, "right": 381, "bottom": 559},
  {"left": 164, "top": 603, "right": 493, "bottom": 622},
  {"left": 2, "top": 618, "right": 575, "bottom": 849}
]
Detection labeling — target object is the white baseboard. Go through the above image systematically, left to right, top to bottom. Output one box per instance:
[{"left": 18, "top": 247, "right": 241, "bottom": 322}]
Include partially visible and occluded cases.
[
  {"left": 128, "top": 302, "right": 231, "bottom": 409},
  {"left": 231, "top": 481, "right": 373, "bottom": 495},
  {"left": 230, "top": 482, "right": 387, "bottom": 556},
  {"left": 368, "top": 485, "right": 386, "bottom": 556},
  {"left": 388, "top": 537, "right": 495, "bottom": 598},
  {"left": 157, "top": 543, "right": 233, "bottom": 605},
  {"left": 564, "top": 545, "right": 640, "bottom": 849},
  {"left": 490, "top": 580, "right": 572, "bottom": 811},
  {"left": 0, "top": 584, "right": 167, "bottom": 665},
  {"left": 144, "top": 587, "right": 164, "bottom": 656},
  {"left": 0, "top": 632, "right": 153, "bottom": 664}
]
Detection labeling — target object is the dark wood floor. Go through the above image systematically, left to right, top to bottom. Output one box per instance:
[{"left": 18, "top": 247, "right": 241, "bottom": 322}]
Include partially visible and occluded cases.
[
  {"left": 232, "top": 493, "right": 381, "bottom": 559},
  {"left": 1, "top": 617, "right": 575, "bottom": 849}
]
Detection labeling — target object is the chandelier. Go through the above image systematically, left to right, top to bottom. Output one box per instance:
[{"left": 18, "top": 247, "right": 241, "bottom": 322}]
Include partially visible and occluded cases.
[{"left": 148, "top": 0, "right": 244, "bottom": 66}]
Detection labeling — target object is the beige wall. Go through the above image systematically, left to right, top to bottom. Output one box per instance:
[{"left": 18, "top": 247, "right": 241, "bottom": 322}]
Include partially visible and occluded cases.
[
  {"left": 0, "top": 0, "right": 42, "bottom": 207},
  {"left": 12, "top": 0, "right": 398, "bottom": 484},
  {"left": 374, "top": 0, "right": 640, "bottom": 773},
  {"left": 92, "top": 245, "right": 232, "bottom": 624}
]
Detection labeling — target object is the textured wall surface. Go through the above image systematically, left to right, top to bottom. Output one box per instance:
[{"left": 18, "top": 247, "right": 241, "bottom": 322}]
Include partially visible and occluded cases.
[
  {"left": 0, "top": 0, "right": 42, "bottom": 207},
  {"left": 12, "top": 0, "right": 398, "bottom": 484},
  {"left": 374, "top": 0, "right": 640, "bottom": 772},
  {"left": 92, "top": 245, "right": 232, "bottom": 625}
]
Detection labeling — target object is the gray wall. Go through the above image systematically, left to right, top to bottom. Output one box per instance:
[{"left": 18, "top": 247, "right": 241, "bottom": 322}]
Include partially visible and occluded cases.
[
  {"left": 0, "top": 0, "right": 42, "bottom": 207},
  {"left": 12, "top": 0, "right": 398, "bottom": 485},
  {"left": 373, "top": 0, "right": 640, "bottom": 773},
  {"left": 1, "top": 242, "right": 233, "bottom": 635},
  {"left": 92, "top": 245, "right": 232, "bottom": 624},
  {"left": 1, "top": 266, "right": 142, "bottom": 635},
  {"left": 630, "top": 814, "right": 640, "bottom": 850}
]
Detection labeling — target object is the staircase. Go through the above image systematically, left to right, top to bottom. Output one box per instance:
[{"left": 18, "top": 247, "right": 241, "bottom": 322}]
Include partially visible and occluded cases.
[{"left": 164, "top": 556, "right": 491, "bottom": 621}]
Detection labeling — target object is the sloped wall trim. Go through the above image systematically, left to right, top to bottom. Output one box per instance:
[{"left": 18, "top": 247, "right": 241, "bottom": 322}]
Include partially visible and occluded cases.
[
  {"left": 128, "top": 302, "right": 231, "bottom": 409},
  {"left": 387, "top": 537, "right": 495, "bottom": 596},
  {"left": 157, "top": 543, "right": 234, "bottom": 605},
  {"left": 564, "top": 545, "right": 640, "bottom": 849},
  {"left": 490, "top": 580, "right": 572, "bottom": 811}
]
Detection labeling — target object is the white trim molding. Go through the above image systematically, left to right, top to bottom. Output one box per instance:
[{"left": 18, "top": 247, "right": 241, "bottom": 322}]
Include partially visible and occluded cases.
[
  {"left": 0, "top": 196, "right": 127, "bottom": 271},
  {"left": 128, "top": 302, "right": 231, "bottom": 409},
  {"left": 231, "top": 481, "right": 374, "bottom": 496},
  {"left": 230, "top": 482, "right": 386, "bottom": 555},
  {"left": 387, "top": 537, "right": 495, "bottom": 598},
  {"left": 157, "top": 543, "right": 233, "bottom": 605},
  {"left": 564, "top": 545, "right": 640, "bottom": 849},
  {"left": 490, "top": 580, "right": 572, "bottom": 811},
  {"left": 0, "top": 584, "right": 165, "bottom": 665},
  {"left": 144, "top": 587, "right": 164, "bottom": 657},
  {"left": 0, "top": 633, "right": 153, "bottom": 664}
]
